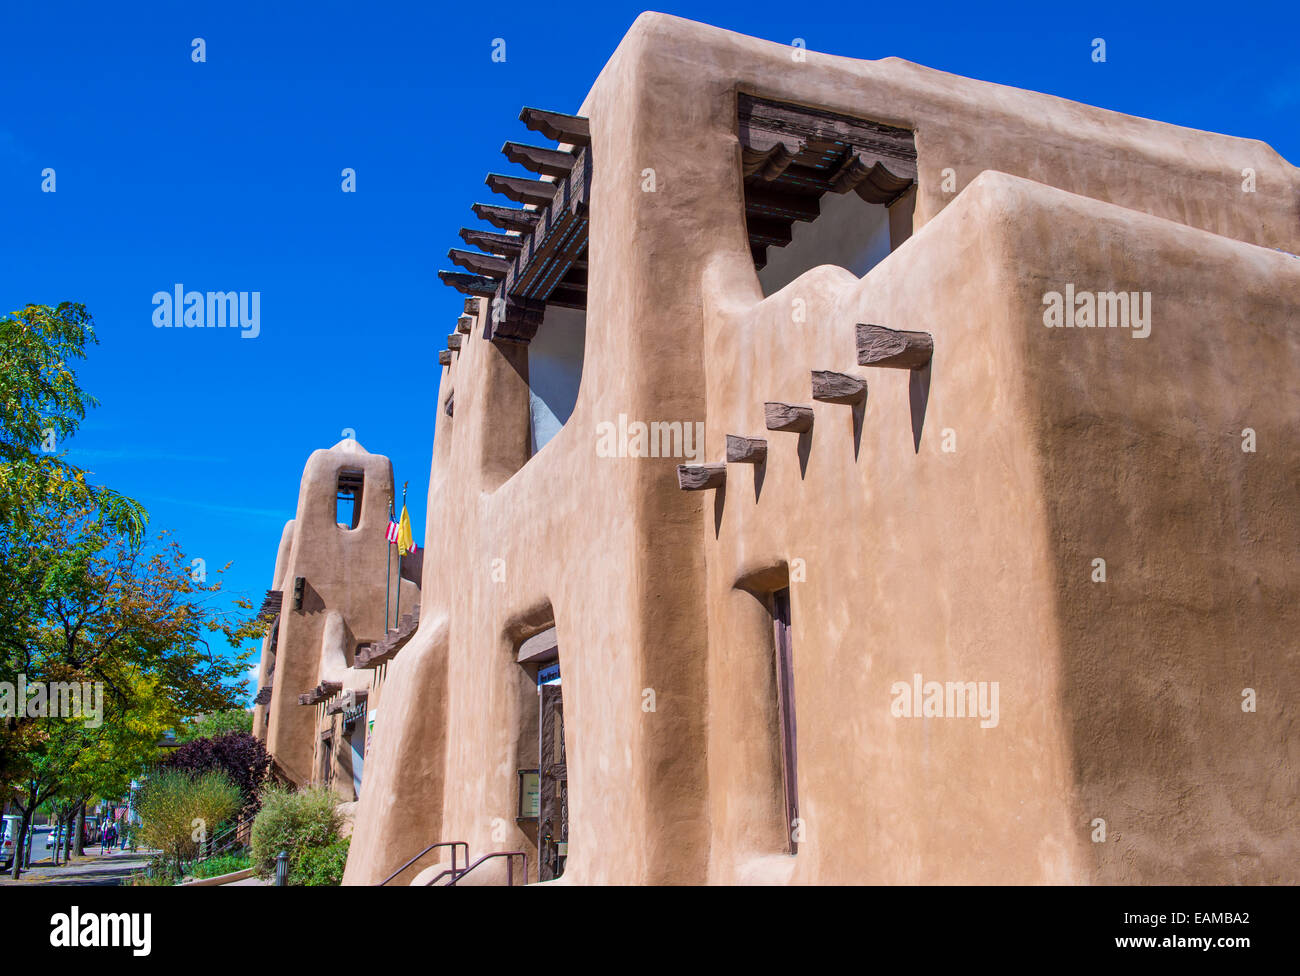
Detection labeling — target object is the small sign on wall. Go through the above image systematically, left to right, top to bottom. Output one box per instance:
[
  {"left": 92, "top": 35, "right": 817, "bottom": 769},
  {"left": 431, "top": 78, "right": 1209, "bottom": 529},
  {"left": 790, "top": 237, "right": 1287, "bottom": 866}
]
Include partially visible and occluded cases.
[{"left": 518, "top": 769, "right": 540, "bottom": 819}]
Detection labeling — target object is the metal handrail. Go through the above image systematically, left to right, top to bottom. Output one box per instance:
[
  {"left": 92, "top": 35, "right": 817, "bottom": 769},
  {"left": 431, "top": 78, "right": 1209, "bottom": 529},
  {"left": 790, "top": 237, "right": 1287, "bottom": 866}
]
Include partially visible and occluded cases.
[
  {"left": 378, "top": 841, "right": 469, "bottom": 886},
  {"left": 439, "top": 851, "right": 527, "bottom": 887}
]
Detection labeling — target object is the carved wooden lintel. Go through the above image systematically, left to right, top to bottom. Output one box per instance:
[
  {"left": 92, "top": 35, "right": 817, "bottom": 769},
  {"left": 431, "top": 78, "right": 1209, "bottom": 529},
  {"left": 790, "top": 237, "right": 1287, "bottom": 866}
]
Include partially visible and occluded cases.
[
  {"left": 856, "top": 324, "right": 934, "bottom": 369},
  {"left": 811, "top": 370, "right": 867, "bottom": 404},
  {"left": 764, "top": 402, "right": 814, "bottom": 433},
  {"left": 725, "top": 435, "right": 768, "bottom": 464},
  {"left": 677, "top": 463, "right": 727, "bottom": 491}
]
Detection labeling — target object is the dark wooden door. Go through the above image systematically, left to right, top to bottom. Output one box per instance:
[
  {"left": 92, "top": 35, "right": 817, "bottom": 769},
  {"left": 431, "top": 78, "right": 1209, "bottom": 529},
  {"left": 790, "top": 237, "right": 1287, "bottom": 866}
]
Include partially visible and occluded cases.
[
  {"left": 773, "top": 588, "right": 799, "bottom": 854},
  {"left": 538, "top": 683, "right": 568, "bottom": 880}
]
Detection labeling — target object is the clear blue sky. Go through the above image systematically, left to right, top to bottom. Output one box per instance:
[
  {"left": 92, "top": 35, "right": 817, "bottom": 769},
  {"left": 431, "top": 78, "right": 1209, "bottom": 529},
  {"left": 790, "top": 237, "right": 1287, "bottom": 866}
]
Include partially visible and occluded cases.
[{"left": 3, "top": 1, "right": 1296, "bottom": 700}]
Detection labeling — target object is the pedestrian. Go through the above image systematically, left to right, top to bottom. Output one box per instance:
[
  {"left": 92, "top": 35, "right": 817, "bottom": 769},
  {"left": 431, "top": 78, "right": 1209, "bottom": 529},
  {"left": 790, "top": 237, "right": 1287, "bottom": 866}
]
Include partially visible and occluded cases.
[
  {"left": 106, "top": 821, "right": 118, "bottom": 852},
  {"left": 99, "top": 822, "right": 109, "bottom": 855}
]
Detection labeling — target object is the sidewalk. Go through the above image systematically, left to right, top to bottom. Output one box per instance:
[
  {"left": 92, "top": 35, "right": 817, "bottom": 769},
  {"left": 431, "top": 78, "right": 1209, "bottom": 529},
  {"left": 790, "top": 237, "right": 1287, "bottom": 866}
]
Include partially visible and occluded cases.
[{"left": 0, "top": 849, "right": 152, "bottom": 886}]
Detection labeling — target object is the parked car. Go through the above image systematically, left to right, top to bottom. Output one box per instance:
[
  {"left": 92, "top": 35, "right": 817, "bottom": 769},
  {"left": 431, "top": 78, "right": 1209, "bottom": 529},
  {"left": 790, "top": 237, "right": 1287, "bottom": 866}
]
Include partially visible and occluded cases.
[
  {"left": 1, "top": 814, "right": 21, "bottom": 870},
  {"left": 45, "top": 825, "right": 69, "bottom": 849}
]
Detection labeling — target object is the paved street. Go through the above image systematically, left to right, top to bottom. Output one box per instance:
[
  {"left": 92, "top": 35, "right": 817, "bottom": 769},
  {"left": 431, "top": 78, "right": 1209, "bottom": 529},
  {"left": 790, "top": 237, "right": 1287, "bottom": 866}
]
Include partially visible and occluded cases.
[{"left": 0, "top": 846, "right": 150, "bottom": 887}]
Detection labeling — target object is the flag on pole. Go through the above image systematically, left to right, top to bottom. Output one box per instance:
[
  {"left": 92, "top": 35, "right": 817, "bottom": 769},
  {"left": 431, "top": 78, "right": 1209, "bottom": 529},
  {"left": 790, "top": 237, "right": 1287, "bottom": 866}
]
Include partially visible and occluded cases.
[
  {"left": 397, "top": 504, "right": 418, "bottom": 556},
  {"left": 385, "top": 520, "right": 399, "bottom": 544}
]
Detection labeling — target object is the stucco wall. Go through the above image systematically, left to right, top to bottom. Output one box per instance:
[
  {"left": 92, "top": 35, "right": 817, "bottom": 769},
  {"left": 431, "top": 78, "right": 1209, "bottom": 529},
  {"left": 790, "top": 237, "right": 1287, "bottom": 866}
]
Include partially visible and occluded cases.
[{"left": 342, "top": 13, "right": 1298, "bottom": 885}]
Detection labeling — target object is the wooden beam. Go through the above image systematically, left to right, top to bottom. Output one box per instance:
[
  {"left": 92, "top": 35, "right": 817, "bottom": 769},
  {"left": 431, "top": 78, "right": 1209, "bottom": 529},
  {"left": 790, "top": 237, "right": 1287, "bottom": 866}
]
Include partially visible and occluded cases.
[
  {"left": 519, "top": 107, "right": 591, "bottom": 147},
  {"left": 740, "top": 131, "right": 805, "bottom": 181},
  {"left": 502, "top": 141, "right": 577, "bottom": 178},
  {"left": 829, "top": 150, "right": 915, "bottom": 204},
  {"left": 486, "top": 173, "right": 558, "bottom": 207},
  {"left": 745, "top": 185, "right": 821, "bottom": 222},
  {"left": 471, "top": 202, "right": 539, "bottom": 233},
  {"left": 746, "top": 215, "right": 794, "bottom": 247},
  {"left": 460, "top": 227, "right": 523, "bottom": 257},
  {"left": 448, "top": 248, "right": 509, "bottom": 278},
  {"left": 438, "top": 271, "right": 497, "bottom": 298},
  {"left": 483, "top": 294, "right": 545, "bottom": 344},
  {"left": 464, "top": 298, "right": 481, "bottom": 316},
  {"left": 456, "top": 315, "right": 473, "bottom": 334},
  {"left": 856, "top": 324, "right": 934, "bottom": 369},
  {"left": 447, "top": 334, "right": 462, "bottom": 351},
  {"left": 438, "top": 349, "right": 452, "bottom": 367},
  {"left": 811, "top": 370, "right": 867, "bottom": 404},
  {"left": 765, "top": 402, "right": 814, "bottom": 433},
  {"left": 725, "top": 435, "right": 768, "bottom": 464},
  {"left": 677, "top": 463, "right": 726, "bottom": 491}
]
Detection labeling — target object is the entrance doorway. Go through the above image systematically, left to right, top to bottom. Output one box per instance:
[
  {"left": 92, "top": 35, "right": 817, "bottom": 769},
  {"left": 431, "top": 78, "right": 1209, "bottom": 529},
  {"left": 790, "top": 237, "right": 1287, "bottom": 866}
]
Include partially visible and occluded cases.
[{"left": 537, "top": 663, "right": 568, "bottom": 881}]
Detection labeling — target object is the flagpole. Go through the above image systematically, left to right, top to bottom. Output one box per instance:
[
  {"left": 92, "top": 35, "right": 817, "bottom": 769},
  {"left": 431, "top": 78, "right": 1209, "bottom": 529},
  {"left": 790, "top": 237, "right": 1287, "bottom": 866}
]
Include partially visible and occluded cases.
[
  {"left": 395, "top": 481, "right": 407, "bottom": 628},
  {"left": 385, "top": 492, "right": 393, "bottom": 632}
]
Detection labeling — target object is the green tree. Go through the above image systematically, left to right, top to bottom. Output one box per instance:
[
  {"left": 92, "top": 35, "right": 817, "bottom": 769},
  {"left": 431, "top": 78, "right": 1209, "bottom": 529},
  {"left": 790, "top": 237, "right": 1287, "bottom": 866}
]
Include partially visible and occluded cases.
[
  {"left": 0, "top": 303, "right": 145, "bottom": 540},
  {"left": 176, "top": 708, "right": 253, "bottom": 743}
]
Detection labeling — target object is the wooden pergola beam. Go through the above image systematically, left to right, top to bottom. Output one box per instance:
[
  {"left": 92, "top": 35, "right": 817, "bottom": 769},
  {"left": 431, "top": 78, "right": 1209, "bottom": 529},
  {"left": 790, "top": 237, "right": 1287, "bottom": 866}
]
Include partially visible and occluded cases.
[
  {"left": 519, "top": 107, "right": 591, "bottom": 147},
  {"left": 502, "top": 141, "right": 578, "bottom": 178},
  {"left": 487, "top": 173, "right": 559, "bottom": 207},
  {"left": 471, "top": 202, "right": 539, "bottom": 233},
  {"left": 459, "top": 227, "right": 523, "bottom": 257},
  {"left": 448, "top": 248, "right": 510, "bottom": 279},
  {"left": 438, "top": 271, "right": 497, "bottom": 298}
]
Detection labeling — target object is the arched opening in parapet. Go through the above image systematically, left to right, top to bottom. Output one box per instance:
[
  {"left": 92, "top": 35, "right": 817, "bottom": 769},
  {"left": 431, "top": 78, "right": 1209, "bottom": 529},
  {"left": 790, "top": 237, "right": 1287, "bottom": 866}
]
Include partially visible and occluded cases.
[
  {"left": 738, "top": 94, "right": 918, "bottom": 296},
  {"left": 336, "top": 468, "right": 364, "bottom": 530}
]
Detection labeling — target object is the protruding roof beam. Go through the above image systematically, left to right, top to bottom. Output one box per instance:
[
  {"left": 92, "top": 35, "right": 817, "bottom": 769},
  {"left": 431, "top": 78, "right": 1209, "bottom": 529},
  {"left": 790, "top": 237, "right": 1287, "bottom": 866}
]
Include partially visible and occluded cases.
[
  {"left": 519, "top": 107, "right": 591, "bottom": 147},
  {"left": 502, "top": 141, "right": 578, "bottom": 178},
  {"left": 487, "top": 173, "right": 558, "bottom": 208},
  {"left": 471, "top": 202, "right": 539, "bottom": 233},
  {"left": 448, "top": 248, "right": 509, "bottom": 279},
  {"left": 856, "top": 324, "right": 934, "bottom": 369},
  {"left": 438, "top": 349, "right": 452, "bottom": 367},
  {"left": 811, "top": 371, "right": 867, "bottom": 404},
  {"left": 765, "top": 402, "right": 815, "bottom": 433},
  {"left": 725, "top": 435, "right": 768, "bottom": 464},
  {"left": 677, "top": 463, "right": 726, "bottom": 491}
]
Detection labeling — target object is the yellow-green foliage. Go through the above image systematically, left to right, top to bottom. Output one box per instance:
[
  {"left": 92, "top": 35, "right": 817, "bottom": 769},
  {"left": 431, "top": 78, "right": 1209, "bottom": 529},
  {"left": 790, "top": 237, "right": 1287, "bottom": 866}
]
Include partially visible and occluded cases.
[{"left": 136, "top": 768, "right": 241, "bottom": 877}]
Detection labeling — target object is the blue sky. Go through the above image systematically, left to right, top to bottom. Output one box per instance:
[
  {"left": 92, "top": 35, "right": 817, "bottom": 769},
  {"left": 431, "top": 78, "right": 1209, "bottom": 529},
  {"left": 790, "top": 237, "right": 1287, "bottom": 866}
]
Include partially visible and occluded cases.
[{"left": 2, "top": 1, "right": 1296, "bottom": 699}]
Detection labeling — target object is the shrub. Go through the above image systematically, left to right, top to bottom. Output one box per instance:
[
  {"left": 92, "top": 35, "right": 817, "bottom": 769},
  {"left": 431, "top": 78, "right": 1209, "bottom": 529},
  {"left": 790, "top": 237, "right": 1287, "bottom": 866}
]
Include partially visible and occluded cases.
[
  {"left": 156, "top": 731, "right": 271, "bottom": 820},
  {"left": 136, "top": 768, "right": 242, "bottom": 880},
  {"left": 249, "top": 785, "right": 348, "bottom": 884},
  {"left": 296, "top": 836, "right": 350, "bottom": 886},
  {"left": 190, "top": 851, "right": 251, "bottom": 879}
]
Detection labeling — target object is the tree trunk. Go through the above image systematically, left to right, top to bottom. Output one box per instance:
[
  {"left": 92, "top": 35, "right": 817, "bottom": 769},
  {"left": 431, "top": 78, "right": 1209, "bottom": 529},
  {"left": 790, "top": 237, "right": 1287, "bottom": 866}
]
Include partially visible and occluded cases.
[
  {"left": 74, "top": 803, "right": 85, "bottom": 857},
  {"left": 10, "top": 807, "right": 31, "bottom": 880}
]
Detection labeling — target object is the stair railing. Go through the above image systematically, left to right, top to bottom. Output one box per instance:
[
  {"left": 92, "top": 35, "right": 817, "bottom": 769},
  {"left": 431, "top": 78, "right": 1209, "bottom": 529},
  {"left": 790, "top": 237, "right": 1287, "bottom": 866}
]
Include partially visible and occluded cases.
[{"left": 378, "top": 840, "right": 469, "bottom": 886}]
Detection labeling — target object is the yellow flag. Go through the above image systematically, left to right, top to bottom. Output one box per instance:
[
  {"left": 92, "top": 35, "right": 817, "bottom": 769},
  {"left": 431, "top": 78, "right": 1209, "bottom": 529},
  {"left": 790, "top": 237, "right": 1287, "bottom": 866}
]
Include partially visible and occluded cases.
[{"left": 397, "top": 504, "right": 415, "bottom": 556}]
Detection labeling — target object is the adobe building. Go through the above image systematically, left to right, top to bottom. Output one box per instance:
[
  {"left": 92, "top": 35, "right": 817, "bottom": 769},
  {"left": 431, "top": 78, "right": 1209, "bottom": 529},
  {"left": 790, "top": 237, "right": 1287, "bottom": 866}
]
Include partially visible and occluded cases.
[
  {"left": 336, "top": 13, "right": 1298, "bottom": 884},
  {"left": 251, "top": 438, "right": 419, "bottom": 816}
]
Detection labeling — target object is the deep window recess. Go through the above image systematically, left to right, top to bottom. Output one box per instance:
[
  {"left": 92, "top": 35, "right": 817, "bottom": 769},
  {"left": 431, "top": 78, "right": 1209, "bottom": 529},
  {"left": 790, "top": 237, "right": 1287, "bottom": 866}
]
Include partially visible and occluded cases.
[
  {"left": 738, "top": 94, "right": 918, "bottom": 296},
  {"left": 336, "top": 469, "right": 364, "bottom": 529},
  {"left": 772, "top": 587, "right": 799, "bottom": 854}
]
